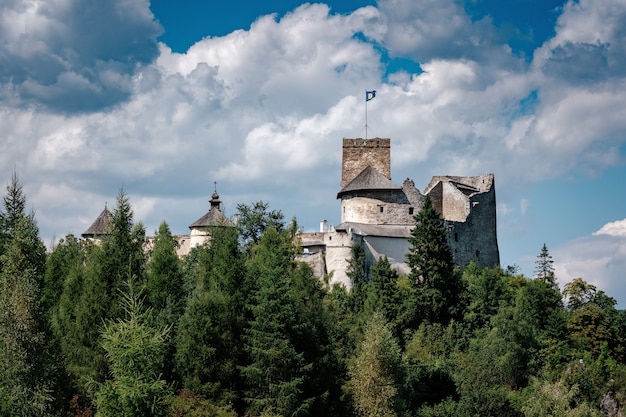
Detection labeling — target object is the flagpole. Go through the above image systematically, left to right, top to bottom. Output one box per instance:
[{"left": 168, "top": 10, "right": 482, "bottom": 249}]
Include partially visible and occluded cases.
[{"left": 365, "top": 91, "right": 368, "bottom": 140}]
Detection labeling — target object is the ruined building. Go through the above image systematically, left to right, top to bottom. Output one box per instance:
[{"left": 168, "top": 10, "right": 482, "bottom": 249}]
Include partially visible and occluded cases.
[{"left": 298, "top": 137, "right": 499, "bottom": 287}]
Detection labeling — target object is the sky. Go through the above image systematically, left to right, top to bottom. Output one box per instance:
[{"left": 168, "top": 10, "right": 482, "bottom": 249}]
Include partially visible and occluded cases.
[{"left": 1, "top": 0, "right": 626, "bottom": 305}]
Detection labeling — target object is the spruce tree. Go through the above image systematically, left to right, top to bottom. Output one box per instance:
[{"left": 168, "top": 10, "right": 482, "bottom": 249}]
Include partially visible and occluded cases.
[
  {"left": 406, "top": 196, "right": 462, "bottom": 325},
  {"left": 0, "top": 199, "right": 56, "bottom": 414},
  {"left": 176, "top": 226, "right": 246, "bottom": 409},
  {"left": 241, "top": 227, "right": 313, "bottom": 417},
  {"left": 534, "top": 243, "right": 556, "bottom": 288},
  {"left": 89, "top": 278, "right": 172, "bottom": 417}
]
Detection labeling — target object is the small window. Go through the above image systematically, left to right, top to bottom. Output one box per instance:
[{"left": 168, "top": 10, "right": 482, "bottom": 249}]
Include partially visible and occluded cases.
[
  {"left": 379, "top": 206, "right": 384, "bottom": 213},
  {"left": 409, "top": 207, "right": 414, "bottom": 215},
  {"left": 454, "top": 233, "right": 458, "bottom": 242},
  {"left": 475, "top": 250, "right": 480, "bottom": 258}
]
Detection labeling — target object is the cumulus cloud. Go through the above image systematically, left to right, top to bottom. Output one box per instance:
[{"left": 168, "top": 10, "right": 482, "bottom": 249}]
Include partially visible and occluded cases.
[
  {"left": 0, "top": 0, "right": 162, "bottom": 113},
  {"left": 555, "top": 224, "right": 626, "bottom": 308}
]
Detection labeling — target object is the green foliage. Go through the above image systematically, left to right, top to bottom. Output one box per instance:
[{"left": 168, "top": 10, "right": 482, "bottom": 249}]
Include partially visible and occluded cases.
[
  {"left": 0, "top": 177, "right": 63, "bottom": 415},
  {"left": 406, "top": 196, "right": 464, "bottom": 326},
  {"left": 236, "top": 201, "right": 284, "bottom": 253},
  {"left": 176, "top": 226, "right": 246, "bottom": 408},
  {"left": 241, "top": 227, "right": 314, "bottom": 417},
  {"left": 42, "top": 234, "right": 83, "bottom": 318},
  {"left": 346, "top": 242, "right": 368, "bottom": 312},
  {"left": 534, "top": 243, "right": 557, "bottom": 289},
  {"left": 89, "top": 279, "right": 172, "bottom": 417},
  {"left": 349, "top": 312, "right": 404, "bottom": 417},
  {"left": 522, "top": 379, "right": 601, "bottom": 417}
]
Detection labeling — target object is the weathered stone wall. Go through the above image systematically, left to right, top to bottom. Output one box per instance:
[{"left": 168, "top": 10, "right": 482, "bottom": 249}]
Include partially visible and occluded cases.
[
  {"left": 341, "top": 138, "right": 391, "bottom": 188},
  {"left": 445, "top": 180, "right": 500, "bottom": 268},
  {"left": 323, "top": 230, "right": 357, "bottom": 288}
]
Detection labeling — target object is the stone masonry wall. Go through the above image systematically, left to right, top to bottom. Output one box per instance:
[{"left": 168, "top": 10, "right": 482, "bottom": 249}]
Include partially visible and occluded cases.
[{"left": 341, "top": 138, "right": 391, "bottom": 188}]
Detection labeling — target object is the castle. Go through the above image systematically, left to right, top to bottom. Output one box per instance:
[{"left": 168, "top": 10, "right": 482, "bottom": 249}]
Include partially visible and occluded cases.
[
  {"left": 83, "top": 137, "right": 500, "bottom": 287},
  {"left": 297, "top": 138, "right": 500, "bottom": 287}
]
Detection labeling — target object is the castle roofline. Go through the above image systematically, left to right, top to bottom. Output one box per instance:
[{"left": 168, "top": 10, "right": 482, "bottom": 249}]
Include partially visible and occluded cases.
[
  {"left": 337, "top": 165, "right": 401, "bottom": 199},
  {"left": 424, "top": 173, "right": 494, "bottom": 196},
  {"left": 82, "top": 206, "right": 113, "bottom": 238},
  {"left": 189, "top": 206, "right": 234, "bottom": 229}
]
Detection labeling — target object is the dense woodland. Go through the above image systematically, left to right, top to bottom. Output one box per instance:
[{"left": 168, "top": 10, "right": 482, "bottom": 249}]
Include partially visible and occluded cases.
[{"left": 1, "top": 172, "right": 625, "bottom": 417}]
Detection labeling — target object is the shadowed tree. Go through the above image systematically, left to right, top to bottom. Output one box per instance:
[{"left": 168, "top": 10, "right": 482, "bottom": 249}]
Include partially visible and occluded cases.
[
  {"left": 0, "top": 177, "right": 59, "bottom": 415},
  {"left": 406, "top": 196, "right": 463, "bottom": 325}
]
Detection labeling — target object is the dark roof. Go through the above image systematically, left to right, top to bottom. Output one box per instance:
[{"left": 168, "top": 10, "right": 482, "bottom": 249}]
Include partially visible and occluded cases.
[
  {"left": 337, "top": 165, "right": 402, "bottom": 198},
  {"left": 82, "top": 206, "right": 113, "bottom": 237},
  {"left": 189, "top": 207, "right": 234, "bottom": 228},
  {"left": 335, "top": 222, "right": 413, "bottom": 238}
]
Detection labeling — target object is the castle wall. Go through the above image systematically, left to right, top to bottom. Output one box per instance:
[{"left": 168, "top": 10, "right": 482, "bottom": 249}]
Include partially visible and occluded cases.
[
  {"left": 341, "top": 138, "right": 391, "bottom": 188},
  {"left": 446, "top": 183, "right": 500, "bottom": 268},
  {"left": 341, "top": 195, "right": 417, "bottom": 224},
  {"left": 323, "top": 230, "right": 356, "bottom": 288}
]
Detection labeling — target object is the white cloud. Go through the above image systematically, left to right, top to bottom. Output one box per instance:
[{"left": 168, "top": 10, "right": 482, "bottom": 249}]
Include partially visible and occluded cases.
[
  {"left": 594, "top": 219, "right": 626, "bottom": 237},
  {"left": 554, "top": 232, "right": 626, "bottom": 309}
]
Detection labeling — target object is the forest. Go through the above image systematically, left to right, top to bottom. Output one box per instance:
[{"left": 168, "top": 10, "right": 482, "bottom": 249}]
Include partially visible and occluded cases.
[{"left": 1, "top": 172, "right": 625, "bottom": 417}]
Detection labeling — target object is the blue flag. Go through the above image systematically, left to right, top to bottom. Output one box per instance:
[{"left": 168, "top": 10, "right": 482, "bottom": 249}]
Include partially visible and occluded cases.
[{"left": 366, "top": 90, "right": 376, "bottom": 101}]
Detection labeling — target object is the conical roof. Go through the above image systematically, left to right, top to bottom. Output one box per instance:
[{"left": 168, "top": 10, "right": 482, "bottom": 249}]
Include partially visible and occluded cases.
[
  {"left": 337, "top": 165, "right": 401, "bottom": 198},
  {"left": 189, "top": 191, "right": 234, "bottom": 228},
  {"left": 82, "top": 206, "right": 113, "bottom": 237}
]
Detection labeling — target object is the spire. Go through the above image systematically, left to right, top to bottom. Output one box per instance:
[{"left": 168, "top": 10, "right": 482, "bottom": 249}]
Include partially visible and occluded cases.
[{"left": 210, "top": 181, "right": 221, "bottom": 209}]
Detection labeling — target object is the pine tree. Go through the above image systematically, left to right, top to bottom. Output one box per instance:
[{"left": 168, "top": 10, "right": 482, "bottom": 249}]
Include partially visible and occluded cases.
[
  {"left": 406, "top": 196, "right": 462, "bottom": 325},
  {"left": 365, "top": 257, "right": 401, "bottom": 340}
]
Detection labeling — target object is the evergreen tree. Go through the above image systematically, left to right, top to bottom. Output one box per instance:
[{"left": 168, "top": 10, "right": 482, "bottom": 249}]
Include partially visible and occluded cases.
[
  {"left": 406, "top": 196, "right": 463, "bottom": 325},
  {"left": 0, "top": 206, "right": 57, "bottom": 415},
  {"left": 146, "top": 221, "right": 185, "bottom": 322},
  {"left": 176, "top": 226, "right": 246, "bottom": 409},
  {"left": 241, "top": 227, "right": 313, "bottom": 417},
  {"left": 42, "top": 234, "right": 84, "bottom": 318},
  {"left": 346, "top": 242, "right": 368, "bottom": 312},
  {"left": 534, "top": 244, "right": 556, "bottom": 289},
  {"left": 365, "top": 256, "right": 402, "bottom": 341},
  {"left": 89, "top": 279, "right": 172, "bottom": 417}
]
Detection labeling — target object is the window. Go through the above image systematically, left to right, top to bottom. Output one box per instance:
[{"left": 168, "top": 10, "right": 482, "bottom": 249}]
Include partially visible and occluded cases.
[
  {"left": 379, "top": 206, "right": 384, "bottom": 213},
  {"left": 409, "top": 207, "right": 414, "bottom": 215},
  {"left": 454, "top": 232, "right": 458, "bottom": 242}
]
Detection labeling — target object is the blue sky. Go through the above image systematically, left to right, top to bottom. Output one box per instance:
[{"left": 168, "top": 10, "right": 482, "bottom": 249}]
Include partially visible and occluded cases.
[{"left": 2, "top": 0, "right": 626, "bottom": 306}]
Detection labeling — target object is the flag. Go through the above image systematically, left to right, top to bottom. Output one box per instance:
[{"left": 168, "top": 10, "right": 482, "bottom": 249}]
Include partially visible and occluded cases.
[{"left": 366, "top": 90, "right": 376, "bottom": 101}]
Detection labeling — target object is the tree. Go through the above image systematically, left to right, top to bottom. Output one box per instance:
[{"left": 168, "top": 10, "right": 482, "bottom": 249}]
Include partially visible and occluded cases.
[
  {"left": 406, "top": 196, "right": 463, "bottom": 325},
  {"left": 236, "top": 201, "right": 284, "bottom": 253},
  {"left": 0, "top": 208, "right": 57, "bottom": 415},
  {"left": 146, "top": 221, "right": 184, "bottom": 322},
  {"left": 176, "top": 226, "right": 246, "bottom": 409},
  {"left": 241, "top": 227, "right": 312, "bottom": 417},
  {"left": 42, "top": 234, "right": 84, "bottom": 318},
  {"left": 346, "top": 242, "right": 368, "bottom": 312},
  {"left": 534, "top": 244, "right": 556, "bottom": 289},
  {"left": 365, "top": 256, "right": 402, "bottom": 341},
  {"left": 89, "top": 279, "right": 172, "bottom": 417},
  {"left": 349, "top": 313, "right": 404, "bottom": 417},
  {"left": 522, "top": 379, "right": 601, "bottom": 417}
]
